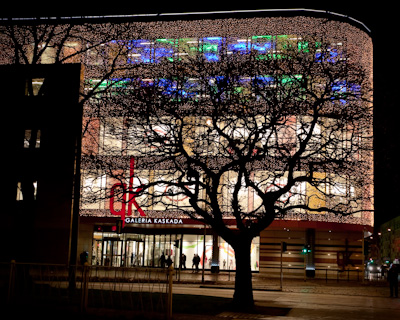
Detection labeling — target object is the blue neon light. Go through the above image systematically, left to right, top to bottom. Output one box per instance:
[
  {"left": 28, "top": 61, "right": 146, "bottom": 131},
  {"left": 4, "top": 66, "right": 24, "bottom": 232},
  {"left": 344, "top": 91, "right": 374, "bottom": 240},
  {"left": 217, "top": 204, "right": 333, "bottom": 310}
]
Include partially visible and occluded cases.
[{"left": 121, "top": 35, "right": 341, "bottom": 64}]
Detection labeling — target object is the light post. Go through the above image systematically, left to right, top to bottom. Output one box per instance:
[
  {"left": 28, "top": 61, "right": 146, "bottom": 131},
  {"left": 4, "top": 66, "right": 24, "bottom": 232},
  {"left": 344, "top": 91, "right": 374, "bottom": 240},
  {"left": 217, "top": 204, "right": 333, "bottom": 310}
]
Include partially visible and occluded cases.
[{"left": 280, "top": 242, "right": 287, "bottom": 290}]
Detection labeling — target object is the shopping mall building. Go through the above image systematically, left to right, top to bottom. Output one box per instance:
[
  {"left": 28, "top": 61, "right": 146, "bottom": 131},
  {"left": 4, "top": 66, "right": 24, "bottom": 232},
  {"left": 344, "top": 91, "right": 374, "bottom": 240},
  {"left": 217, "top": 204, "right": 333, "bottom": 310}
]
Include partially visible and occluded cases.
[{"left": 2, "top": 9, "right": 373, "bottom": 278}]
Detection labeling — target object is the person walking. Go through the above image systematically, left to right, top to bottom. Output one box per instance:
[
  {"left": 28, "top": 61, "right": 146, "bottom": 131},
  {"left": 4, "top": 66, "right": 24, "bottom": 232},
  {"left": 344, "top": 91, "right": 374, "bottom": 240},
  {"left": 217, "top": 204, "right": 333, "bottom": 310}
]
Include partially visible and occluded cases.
[
  {"left": 80, "top": 251, "right": 88, "bottom": 265},
  {"left": 160, "top": 253, "right": 166, "bottom": 268},
  {"left": 180, "top": 253, "right": 187, "bottom": 269},
  {"left": 192, "top": 254, "right": 200, "bottom": 273},
  {"left": 166, "top": 255, "right": 173, "bottom": 268},
  {"left": 388, "top": 261, "right": 399, "bottom": 298}
]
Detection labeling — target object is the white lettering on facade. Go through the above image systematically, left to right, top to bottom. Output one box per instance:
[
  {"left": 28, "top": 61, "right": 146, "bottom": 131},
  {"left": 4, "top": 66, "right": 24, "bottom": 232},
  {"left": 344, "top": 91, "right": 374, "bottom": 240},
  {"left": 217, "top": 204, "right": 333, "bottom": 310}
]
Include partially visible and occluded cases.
[
  {"left": 125, "top": 217, "right": 183, "bottom": 225},
  {"left": 125, "top": 217, "right": 152, "bottom": 224}
]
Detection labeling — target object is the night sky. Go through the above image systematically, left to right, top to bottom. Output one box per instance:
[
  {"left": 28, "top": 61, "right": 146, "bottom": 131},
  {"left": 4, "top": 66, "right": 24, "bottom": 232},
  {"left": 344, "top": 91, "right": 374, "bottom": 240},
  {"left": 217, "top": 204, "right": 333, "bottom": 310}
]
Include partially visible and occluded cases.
[{"left": 1, "top": 2, "right": 397, "bottom": 228}]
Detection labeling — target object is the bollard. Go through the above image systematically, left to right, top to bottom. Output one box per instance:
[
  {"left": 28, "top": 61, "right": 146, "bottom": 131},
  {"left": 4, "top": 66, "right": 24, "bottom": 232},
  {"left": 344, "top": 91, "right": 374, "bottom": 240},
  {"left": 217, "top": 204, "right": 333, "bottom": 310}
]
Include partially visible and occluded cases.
[
  {"left": 280, "top": 242, "right": 283, "bottom": 290},
  {"left": 166, "top": 264, "right": 174, "bottom": 320},
  {"left": 325, "top": 269, "right": 328, "bottom": 283}
]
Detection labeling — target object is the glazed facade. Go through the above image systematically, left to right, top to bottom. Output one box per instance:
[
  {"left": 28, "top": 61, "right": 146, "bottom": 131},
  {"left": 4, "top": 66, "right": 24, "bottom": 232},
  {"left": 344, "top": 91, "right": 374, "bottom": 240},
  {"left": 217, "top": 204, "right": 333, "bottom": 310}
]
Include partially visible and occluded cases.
[{"left": 1, "top": 10, "right": 373, "bottom": 275}]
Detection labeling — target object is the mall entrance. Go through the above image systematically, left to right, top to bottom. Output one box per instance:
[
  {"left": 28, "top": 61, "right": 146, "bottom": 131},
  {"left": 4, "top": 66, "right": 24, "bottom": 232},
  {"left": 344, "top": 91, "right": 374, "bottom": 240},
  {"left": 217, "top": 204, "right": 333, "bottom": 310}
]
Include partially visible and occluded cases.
[
  {"left": 91, "top": 228, "right": 260, "bottom": 271},
  {"left": 92, "top": 236, "right": 145, "bottom": 267}
]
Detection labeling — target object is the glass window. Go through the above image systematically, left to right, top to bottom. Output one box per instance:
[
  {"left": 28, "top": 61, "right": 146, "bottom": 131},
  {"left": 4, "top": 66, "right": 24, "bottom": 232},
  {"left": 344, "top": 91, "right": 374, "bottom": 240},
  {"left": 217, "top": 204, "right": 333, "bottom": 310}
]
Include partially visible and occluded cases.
[
  {"left": 251, "top": 35, "right": 275, "bottom": 58},
  {"left": 274, "top": 35, "right": 300, "bottom": 54},
  {"left": 201, "top": 37, "right": 222, "bottom": 62},
  {"left": 227, "top": 37, "right": 250, "bottom": 55},
  {"left": 154, "top": 38, "right": 175, "bottom": 62},
  {"left": 177, "top": 38, "right": 198, "bottom": 61},
  {"left": 128, "top": 39, "right": 153, "bottom": 63},
  {"left": 316, "top": 43, "right": 344, "bottom": 63},
  {"left": 41, "top": 47, "right": 56, "bottom": 64},
  {"left": 25, "top": 78, "right": 44, "bottom": 96},
  {"left": 126, "top": 116, "right": 176, "bottom": 156},
  {"left": 296, "top": 116, "right": 322, "bottom": 157},
  {"left": 99, "top": 118, "right": 123, "bottom": 155},
  {"left": 24, "top": 129, "right": 41, "bottom": 148},
  {"left": 24, "top": 130, "right": 32, "bottom": 148},
  {"left": 152, "top": 170, "right": 185, "bottom": 211},
  {"left": 219, "top": 170, "right": 250, "bottom": 214},
  {"left": 253, "top": 171, "right": 303, "bottom": 211},
  {"left": 81, "top": 172, "right": 107, "bottom": 209},
  {"left": 328, "top": 176, "right": 355, "bottom": 197},
  {"left": 289, "top": 179, "right": 307, "bottom": 207},
  {"left": 16, "top": 181, "right": 37, "bottom": 201},
  {"left": 16, "top": 182, "right": 23, "bottom": 201},
  {"left": 145, "top": 235, "right": 154, "bottom": 267},
  {"left": 218, "top": 236, "right": 260, "bottom": 271},
  {"left": 250, "top": 236, "right": 260, "bottom": 271},
  {"left": 219, "top": 238, "right": 236, "bottom": 270}
]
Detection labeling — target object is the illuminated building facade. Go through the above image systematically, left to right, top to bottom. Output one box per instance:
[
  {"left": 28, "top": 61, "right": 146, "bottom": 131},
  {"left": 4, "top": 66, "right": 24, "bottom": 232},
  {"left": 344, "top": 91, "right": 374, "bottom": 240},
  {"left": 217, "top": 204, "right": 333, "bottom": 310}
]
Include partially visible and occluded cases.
[{"left": 1, "top": 9, "right": 373, "bottom": 276}]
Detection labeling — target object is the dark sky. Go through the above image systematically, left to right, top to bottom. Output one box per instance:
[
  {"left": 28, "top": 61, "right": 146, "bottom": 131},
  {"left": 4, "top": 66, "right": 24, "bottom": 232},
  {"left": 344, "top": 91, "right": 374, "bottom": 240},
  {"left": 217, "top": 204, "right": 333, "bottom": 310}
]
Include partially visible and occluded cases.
[{"left": 1, "top": 3, "right": 396, "bottom": 227}]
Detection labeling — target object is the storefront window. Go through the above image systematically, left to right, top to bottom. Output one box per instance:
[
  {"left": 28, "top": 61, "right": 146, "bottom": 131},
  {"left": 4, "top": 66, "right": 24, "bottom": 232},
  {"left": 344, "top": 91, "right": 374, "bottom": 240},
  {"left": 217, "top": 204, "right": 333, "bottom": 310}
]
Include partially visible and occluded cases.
[
  {"left": 92, "top": 231, "right": 260, "bottom": 271},
  {"left": 144, "top": 235, "right": 153, "bottom": 267},
  {"left": 219, "top": 239, "right": 236, "bottom": 270}
]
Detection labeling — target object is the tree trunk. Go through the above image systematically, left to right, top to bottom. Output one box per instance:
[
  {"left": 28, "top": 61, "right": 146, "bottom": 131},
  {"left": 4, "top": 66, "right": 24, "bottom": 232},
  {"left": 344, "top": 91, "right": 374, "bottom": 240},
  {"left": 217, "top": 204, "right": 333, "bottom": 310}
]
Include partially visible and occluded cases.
[{"left": 232, "top": 236, "right": 254, "bottom": 309}]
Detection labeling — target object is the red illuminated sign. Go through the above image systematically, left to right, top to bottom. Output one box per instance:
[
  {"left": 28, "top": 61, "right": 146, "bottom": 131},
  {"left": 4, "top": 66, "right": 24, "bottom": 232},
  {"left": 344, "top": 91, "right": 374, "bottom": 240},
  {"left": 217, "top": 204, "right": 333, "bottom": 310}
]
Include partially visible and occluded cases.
[
  {"left": 109, "top": 157, "right": 184, "bottom": 226},
  {"left": 110, "top": 157, "right": 145, "bottom": 226}
]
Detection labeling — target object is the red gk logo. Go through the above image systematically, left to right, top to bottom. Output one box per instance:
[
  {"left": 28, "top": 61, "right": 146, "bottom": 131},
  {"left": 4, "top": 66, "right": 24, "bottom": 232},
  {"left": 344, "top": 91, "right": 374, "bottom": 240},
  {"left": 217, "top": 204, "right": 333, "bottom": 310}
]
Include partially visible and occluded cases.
[{"left": 110, "top": 157, "right": 145, "bottom": 226}]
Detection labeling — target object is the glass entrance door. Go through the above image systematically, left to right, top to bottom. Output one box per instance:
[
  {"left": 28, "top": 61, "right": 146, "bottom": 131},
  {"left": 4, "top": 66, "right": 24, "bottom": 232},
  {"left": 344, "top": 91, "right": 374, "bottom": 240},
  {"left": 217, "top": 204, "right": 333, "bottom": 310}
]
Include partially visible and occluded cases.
[
  {"left": 92, "top": 239, "right": 102, "bottom": 265},
  {"left": 102, "top": 239, "right": 124, "bottom": 266},
  {"left": 125, "top": 240, "right": 144, "bottom": 266}
]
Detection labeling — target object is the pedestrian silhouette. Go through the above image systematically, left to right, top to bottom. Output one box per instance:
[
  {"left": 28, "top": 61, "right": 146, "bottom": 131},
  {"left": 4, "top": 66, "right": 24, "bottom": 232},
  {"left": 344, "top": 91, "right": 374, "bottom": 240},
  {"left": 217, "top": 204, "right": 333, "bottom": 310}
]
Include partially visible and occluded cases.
[
  {"left": 80, "top": 251, "right": 88, "bottom": 265},
  {"left": 160, "top": 253, "right": 166, "bottom": 268},
  {"left": 180, "top": 253, "right": 187, "bottom": 269},
  {"left": 192, "top": 254, "right": 200, "bottom": 272},
  {"left": 166, "top": 255, "right": 172, "bottom": 267},
  {"left": 388, "top": 262, "right": 399, "bottom": 298}
]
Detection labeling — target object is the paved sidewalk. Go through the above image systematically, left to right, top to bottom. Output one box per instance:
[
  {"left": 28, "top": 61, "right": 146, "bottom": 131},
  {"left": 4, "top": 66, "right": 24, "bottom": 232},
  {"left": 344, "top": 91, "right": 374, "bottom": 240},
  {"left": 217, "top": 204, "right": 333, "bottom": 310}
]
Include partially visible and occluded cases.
[
  {"left": 4, "top": 268, "right": 398, "bottom": 320},
  {"left": 174, "top": 269, "right": 391, "bottom": 297},
  {"left": 169, "top": 270, "right": 399, "bottom": 320}
]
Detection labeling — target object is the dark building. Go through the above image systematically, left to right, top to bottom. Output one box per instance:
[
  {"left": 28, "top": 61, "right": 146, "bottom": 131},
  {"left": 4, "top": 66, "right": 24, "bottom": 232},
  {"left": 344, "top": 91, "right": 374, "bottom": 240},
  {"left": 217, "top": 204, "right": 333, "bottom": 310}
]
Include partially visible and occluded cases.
[{"left": 2, "top": 64, "right": 82, "bottom": 264}]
